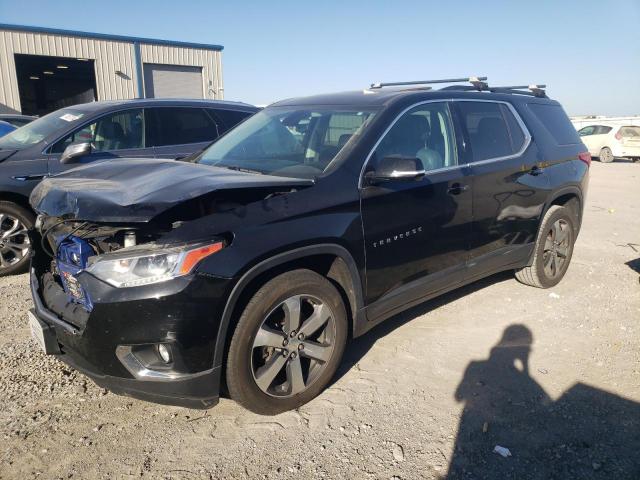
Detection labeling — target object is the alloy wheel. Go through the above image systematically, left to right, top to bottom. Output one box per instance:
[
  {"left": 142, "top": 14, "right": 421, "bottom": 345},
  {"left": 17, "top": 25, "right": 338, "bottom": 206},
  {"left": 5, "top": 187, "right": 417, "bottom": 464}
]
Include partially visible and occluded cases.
[
  {"left": 600, "top": 148, "right": 614, "bottom": 163},
  {"left": 0, "top": 213, "right": 30, "bottom": 270},
  {"left": 542, "top": 218, "right": 571, "bottom": 278},
  {"left": 251, "top": 294, "right": 336, "bottom": 398}
]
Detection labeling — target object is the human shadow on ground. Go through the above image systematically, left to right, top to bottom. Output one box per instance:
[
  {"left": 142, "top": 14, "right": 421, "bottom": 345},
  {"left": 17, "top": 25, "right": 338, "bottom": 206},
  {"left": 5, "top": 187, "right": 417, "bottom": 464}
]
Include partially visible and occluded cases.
[{"left": 445, "top": 325, "right": 640, "bottom": 480}]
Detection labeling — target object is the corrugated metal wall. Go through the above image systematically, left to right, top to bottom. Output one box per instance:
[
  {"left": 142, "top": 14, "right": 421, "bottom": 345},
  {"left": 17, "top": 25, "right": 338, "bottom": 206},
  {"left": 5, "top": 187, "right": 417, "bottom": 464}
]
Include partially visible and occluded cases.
[
  {"left": 0, "top": 28, "right": 223, "bottom": 114},
  {"left": 139, "top": 44, "right": 223, "bottom": 99}
]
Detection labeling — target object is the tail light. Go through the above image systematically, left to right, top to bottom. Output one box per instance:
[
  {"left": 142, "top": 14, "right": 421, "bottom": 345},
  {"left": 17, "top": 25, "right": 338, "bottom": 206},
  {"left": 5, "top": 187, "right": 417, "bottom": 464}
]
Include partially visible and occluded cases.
[
  {"left": 615, "top": 132, "right": 623, "bottom": 141},
  {"left": 578, "top": 152, "right": 591, "bottom": 167}
]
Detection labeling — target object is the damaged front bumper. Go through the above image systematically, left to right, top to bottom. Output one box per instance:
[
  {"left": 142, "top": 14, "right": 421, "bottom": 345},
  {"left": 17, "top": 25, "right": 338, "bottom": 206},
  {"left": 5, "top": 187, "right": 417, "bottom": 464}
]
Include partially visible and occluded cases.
[{"left": 29, "top": 253, "right": 233, "bottom": 409}]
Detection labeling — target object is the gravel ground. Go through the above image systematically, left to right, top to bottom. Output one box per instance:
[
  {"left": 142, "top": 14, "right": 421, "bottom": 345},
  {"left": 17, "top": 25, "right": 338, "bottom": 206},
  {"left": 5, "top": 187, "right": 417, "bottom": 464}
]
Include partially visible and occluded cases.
[{"left": 0, "top": 161, "right": 639, "bottom": 479}]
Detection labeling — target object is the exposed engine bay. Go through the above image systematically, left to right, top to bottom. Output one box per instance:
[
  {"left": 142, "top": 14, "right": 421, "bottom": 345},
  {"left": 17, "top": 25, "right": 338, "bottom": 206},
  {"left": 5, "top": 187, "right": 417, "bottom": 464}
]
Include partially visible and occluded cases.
[{"left": 34, "top": 185, "right": 302, "bottom": 316}]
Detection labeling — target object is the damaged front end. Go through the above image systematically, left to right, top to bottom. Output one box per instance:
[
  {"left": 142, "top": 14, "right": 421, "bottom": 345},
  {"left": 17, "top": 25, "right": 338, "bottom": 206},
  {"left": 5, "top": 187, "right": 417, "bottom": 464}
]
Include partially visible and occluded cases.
[
  {"left": 27, "top": 158, "right": 314, "bottom": 408},
  {"left": 28, "top": 215, "right": 233, "bottom": 408},
  {"left": 36, "top": 217, "right": 225, "bottom": 313}
]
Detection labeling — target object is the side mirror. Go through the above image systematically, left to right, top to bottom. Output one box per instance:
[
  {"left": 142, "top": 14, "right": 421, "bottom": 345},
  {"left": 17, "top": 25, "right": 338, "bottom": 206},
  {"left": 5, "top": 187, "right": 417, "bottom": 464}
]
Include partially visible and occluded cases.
[
  {"left": 60, "top": 142, "right": 92, "bottom": 164},
  {"left": 366, "top": 155, "right": 425, "bottom": 185}
]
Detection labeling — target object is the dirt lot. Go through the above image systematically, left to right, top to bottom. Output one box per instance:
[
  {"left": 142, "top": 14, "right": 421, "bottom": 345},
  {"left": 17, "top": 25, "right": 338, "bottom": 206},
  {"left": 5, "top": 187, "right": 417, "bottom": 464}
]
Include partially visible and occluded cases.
[{"left": 0, "top": 161, "right": 638, "bottom": 480}]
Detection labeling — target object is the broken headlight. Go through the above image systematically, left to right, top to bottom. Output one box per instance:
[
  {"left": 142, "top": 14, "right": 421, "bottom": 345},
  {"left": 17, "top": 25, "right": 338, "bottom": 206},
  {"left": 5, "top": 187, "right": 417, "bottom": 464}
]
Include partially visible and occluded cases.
[{"left": 85, "top": 242, "right": 224, "bottom": 288}]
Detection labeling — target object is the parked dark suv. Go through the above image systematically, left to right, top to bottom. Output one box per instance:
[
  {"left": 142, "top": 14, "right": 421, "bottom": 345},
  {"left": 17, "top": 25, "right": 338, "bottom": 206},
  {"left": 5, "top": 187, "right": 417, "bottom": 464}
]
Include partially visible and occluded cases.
[
  {"left": 27, "top": 78, "right": 590, "bottom": 414},
  {"left": 0, "top": 99, "right": 258, "bottom": 275}
]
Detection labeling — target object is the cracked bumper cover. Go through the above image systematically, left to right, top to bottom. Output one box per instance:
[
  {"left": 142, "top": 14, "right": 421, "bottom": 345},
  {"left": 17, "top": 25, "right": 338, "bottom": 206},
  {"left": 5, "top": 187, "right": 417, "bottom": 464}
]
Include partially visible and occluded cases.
[{"left": 29, "top": 265, "right": 232, "bottom": 409}]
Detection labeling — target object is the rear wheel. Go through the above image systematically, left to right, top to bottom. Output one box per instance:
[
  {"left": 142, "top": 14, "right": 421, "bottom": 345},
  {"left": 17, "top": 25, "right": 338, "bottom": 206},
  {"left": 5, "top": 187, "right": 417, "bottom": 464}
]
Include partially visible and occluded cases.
[
  {"left": 599, "top": 147, "right": 614, "bottom": 163},
  {"left": 0, "top": 202, "right": 34, "bottom": 277},
  {"left": 515, "top": 205, "right": 575, "bottom": 288},
  {"left": 226, "top": 269, "right": 348, "bottom": 414}
]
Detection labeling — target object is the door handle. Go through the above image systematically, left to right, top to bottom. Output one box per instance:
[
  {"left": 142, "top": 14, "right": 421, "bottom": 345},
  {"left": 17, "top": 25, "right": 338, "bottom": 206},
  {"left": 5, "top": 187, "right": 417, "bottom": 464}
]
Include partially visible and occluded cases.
[
  {"left": 12, "top": 173, "right": 49, "bottom": 181},
  {"left": 447, "top": 183, "right": 469, "bottom": 195}
]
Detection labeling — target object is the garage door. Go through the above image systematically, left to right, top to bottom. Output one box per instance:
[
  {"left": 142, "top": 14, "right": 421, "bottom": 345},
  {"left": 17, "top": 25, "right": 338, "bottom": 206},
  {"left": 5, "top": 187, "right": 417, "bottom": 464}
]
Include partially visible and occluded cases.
[{"left": 143, "top": 64, "right": 203, "bottom": 98}]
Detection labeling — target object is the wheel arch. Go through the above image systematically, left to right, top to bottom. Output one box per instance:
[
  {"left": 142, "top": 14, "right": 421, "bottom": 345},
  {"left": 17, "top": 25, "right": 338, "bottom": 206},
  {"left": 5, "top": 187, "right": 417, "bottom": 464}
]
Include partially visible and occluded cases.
[
  {"left": 526, "top": 187, "right": 583, "bottom": 266},
  {"left": 546, "top": 187, "right": 583, "bottom": 232},
  {"left": 0, "top": 192, "right": 34, "bottom": 214},
  {"left": 212, "top": 244, "right": 365, "bottom": 370}
]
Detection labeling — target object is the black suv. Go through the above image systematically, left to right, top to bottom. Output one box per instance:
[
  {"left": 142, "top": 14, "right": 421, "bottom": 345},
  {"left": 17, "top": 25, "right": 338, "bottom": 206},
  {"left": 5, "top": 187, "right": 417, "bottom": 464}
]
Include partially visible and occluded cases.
[
  {"left": 27, "top": 78, "right": 589, "bottom": 414},
  {"left": 0, "top": 99, "right": 258, "bottom": 276}
]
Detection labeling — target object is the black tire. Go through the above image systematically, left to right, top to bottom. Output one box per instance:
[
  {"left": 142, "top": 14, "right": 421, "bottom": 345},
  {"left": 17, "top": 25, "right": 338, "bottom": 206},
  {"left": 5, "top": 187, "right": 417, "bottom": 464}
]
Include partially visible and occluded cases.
[
  {"left": 599, "top": 147, "right": 614, "bottom": 163},
  {"left": 0, "top": 201, "right": 34, "bottom": 277},
  {"left": 515, "top": 205, "right": 575, "bottom": 288},
  {"left": 226, "top": 269, "right": 348, "bottom": 415}
]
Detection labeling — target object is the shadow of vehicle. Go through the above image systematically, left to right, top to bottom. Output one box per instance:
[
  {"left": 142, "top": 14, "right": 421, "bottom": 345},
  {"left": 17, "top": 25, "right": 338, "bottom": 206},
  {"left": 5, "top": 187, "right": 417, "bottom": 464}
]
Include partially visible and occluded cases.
[
  {"left": 332, "top": 271, "right": 514, "bottom": 385},
  {"left": 446, "top": 325, "right": 640, "bottom": 479}
]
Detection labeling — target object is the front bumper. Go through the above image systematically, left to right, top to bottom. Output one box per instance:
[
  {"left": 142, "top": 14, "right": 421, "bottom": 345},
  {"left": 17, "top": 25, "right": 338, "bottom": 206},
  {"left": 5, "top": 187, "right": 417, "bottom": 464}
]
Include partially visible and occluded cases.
[{"left": 29, "top": 262, "right": 232, "bottom": 409}]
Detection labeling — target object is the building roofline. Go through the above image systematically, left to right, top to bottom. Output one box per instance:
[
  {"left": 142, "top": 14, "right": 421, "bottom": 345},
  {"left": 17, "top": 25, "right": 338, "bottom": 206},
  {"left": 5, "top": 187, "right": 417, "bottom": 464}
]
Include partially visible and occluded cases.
[{"left": 0, "top": 23, "right": 224, "bottom": 51}]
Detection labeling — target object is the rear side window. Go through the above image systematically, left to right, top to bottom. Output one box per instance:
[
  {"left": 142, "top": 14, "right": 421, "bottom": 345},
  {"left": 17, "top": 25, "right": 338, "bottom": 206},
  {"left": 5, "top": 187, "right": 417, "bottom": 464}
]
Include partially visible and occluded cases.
[
  {"left": 457, "top": 101, "right": 526, "bottom": 162},
  {"left": 528, "top": 103, "right": 581, "bottom": 145},
  {"left": 146, "top": 107, "right": 219, "bottom": 147},
  {"left": 210, "top": 109, "right": 253, "bottom": 135},
  {"left": 595, "top": 125, "right": 613, "bottom": 134}
]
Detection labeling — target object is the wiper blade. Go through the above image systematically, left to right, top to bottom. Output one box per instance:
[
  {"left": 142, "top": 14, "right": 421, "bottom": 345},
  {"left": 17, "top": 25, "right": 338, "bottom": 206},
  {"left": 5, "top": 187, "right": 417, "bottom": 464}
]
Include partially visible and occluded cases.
[{"left": 219, "top": 165, "right": 264, "bottom": 175}]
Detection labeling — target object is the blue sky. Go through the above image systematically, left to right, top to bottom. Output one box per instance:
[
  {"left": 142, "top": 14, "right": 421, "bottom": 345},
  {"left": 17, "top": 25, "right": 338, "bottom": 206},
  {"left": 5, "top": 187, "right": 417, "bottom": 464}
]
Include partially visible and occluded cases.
[{"left": 1, "top": 0, "right": 639, "bottom": 115}]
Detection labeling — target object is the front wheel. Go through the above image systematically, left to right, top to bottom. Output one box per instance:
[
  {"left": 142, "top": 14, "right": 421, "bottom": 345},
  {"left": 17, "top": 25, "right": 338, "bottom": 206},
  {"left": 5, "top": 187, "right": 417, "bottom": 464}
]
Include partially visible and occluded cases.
[
  {"left": 599, "top": 147, "right": 614, "bottom": 163},
  {"left": 0, "top": 201, "right": 34, "bottom": 277},
  {"left": 515, "top": 205, "right": 576, "bottom": 288},
  {"left": 226, "top": 269, "right": 348, "bottom": 415}
]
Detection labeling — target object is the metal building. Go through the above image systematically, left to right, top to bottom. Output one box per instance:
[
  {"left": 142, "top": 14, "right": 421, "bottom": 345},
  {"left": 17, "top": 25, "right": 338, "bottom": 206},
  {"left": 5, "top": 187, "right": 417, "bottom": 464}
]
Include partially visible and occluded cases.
[{"left": 0, "top": 24, "right": 224, "bottom": 116}]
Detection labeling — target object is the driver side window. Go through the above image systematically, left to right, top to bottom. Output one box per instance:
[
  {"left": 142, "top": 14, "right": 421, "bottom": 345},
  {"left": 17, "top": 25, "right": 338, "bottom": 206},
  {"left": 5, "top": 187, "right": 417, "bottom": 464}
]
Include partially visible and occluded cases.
[
  {"left": 373, "top": 102, "right": 456, "bottom": 172},
  {"left": 51, "top": 109, "right": 144, "bottom": 154}
]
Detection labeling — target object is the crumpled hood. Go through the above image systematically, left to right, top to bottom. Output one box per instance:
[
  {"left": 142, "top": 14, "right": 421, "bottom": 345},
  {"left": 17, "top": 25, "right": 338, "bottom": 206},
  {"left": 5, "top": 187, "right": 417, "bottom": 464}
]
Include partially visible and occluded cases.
[{"left": 30, "top": 158, "right": 313, "bottom": 222}]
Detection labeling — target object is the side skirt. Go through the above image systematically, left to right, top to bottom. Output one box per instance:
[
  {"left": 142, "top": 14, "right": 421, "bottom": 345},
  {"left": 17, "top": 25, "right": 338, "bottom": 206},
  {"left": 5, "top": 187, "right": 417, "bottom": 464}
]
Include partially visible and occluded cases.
[{"left": 355, "top": 243, "right": 533, "bottom": 337}]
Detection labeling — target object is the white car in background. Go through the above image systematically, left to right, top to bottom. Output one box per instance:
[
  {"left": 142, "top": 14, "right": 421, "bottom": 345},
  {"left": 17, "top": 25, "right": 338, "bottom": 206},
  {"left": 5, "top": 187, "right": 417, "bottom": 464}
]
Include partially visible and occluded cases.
[{"left": 577, "top": 124, "right": 640, "bottom": 163}]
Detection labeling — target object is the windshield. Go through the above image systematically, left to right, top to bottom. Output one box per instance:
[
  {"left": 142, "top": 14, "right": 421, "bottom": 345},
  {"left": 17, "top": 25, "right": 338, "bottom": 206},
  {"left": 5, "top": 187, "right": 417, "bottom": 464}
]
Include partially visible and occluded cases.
[
  {"left": 197, "top": 106, "right": 377, "bottom": 179},
  {"left": 0, "top": 108, "right": 86, "bottom": 150}
]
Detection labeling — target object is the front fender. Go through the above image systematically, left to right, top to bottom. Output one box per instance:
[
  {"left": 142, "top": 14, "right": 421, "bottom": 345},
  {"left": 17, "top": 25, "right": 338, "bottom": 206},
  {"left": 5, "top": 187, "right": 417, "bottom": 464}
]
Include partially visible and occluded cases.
[{"left": 209, "top": 243, "right": 364, "bottom": 369}]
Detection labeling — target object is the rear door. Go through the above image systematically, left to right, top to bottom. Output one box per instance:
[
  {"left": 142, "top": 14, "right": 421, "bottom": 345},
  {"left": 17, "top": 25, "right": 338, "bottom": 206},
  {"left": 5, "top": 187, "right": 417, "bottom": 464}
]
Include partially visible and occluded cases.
[
  {"left": 453, "top": 100, "right": 550, "bottom": 279},
  {"left": 361, "top": 101, "right": 472, "bottom": 316},
  {"left": 146, "top": 107, "right": 220, "bottom": 159},
  {"left": 48, "top": 108, "right": 151, "bottom": 174},
  {"left": 577, "top": 125, "right": 600, "bottom": 155},
  {"left": 590, "top": 126, "right": 613, "bottom": 156}
]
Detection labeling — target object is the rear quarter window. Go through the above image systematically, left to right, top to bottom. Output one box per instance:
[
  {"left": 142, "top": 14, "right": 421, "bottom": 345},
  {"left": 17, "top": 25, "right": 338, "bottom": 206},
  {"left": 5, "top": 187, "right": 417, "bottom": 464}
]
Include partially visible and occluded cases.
[{"left": 528, "top": 103, "right": 581, "bottom": 145}]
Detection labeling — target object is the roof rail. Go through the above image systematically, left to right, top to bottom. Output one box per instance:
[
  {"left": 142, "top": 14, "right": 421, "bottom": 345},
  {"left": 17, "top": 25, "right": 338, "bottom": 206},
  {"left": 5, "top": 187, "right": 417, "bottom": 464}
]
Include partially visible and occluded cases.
[
  {"left": 369, "top": 76, "right": 488, "bottom": 90},
  {"left": 441, "top": 83, "right": 548, "bottom": 98},
  {"left": 487, "top": 85, "right": 547, "bottom": 98}
]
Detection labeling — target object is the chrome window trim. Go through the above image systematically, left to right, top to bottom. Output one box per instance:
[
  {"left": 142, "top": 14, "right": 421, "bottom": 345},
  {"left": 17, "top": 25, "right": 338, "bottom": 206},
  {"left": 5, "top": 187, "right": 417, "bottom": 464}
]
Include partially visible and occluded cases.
[
  {"left": 358, "top": 98, "right": 531, "bottom": 187},
  {"left": 454, "top": 98, "right": 532, "bottom": 167},
  {"left": 358, "top": 99, "right": 456, "bottom": 188}
]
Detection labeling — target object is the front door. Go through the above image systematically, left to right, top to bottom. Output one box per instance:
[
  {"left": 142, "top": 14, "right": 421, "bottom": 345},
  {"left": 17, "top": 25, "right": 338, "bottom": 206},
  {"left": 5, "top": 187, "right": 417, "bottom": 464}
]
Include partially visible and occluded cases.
[
  {"left": 360, "top": 101, "right": 472, "bottom": 317},
  {"left": 48, "top": 108, "right": 152, "bottom": 174}
]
